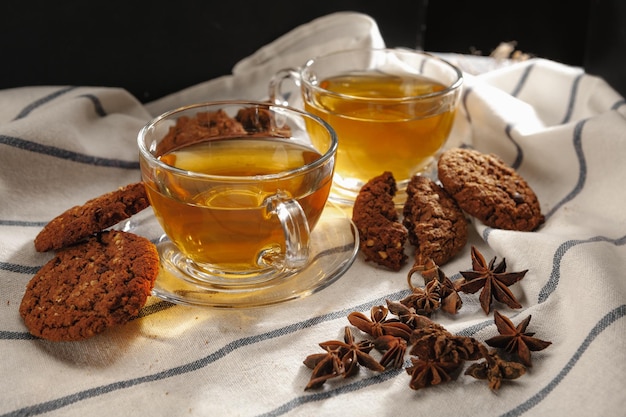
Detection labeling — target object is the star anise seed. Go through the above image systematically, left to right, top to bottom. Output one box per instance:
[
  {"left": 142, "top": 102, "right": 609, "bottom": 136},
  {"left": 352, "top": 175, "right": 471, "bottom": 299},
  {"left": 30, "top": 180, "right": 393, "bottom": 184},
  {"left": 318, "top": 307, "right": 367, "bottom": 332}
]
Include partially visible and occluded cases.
[
  {"left": 457, "top": 246, "right": 527, "bottom": 314},
  {"left": 406, "top": 257, "right": 463, "bottom": 315},
  {"left": 439, "top": 275, "right": 463, "bottom": 314},
  {"left": 400, "top": 279, "right": 442, "bottom": 316},
  {"left": 485, "top": 310, "right": 552, "bottom": 367},
  {"left": 319, "top": 326, "right": 385, "bottom": 377},
  {"left": 405, "top": 332, "right": 464, "bottom": 391},
  {"left": 447, "top": 334, "right": 485, "bottom": 361},
  {"left": 303, "top": 351, "right": 343, "bottom": 390},
  {"left": 406, "top": 356, "right": 461, "bottom": 390}
]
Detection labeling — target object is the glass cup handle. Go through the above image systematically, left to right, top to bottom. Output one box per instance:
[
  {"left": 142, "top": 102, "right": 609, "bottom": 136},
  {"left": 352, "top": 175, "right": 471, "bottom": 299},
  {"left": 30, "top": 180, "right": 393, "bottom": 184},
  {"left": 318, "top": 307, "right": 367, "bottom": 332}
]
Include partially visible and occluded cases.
[
  {"left": 268, "top": 67, "right": 301, "bottom": 107},
  {"left": 264, "top": 191, "right": 310, "bottom": 269}
]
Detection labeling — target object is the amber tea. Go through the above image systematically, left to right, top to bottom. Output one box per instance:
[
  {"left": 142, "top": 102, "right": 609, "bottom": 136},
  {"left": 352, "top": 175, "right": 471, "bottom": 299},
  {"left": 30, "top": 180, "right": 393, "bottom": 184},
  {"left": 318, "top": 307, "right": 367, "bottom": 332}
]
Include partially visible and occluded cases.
[
  {"left": 270, "top": 49, "right": 462, "bottom": 204},
  {"left": 304, "top": 72, "right": 457, "bottom": 194},
  {"left": 143, "top": 137, "right": 332, "bottom": 272}
]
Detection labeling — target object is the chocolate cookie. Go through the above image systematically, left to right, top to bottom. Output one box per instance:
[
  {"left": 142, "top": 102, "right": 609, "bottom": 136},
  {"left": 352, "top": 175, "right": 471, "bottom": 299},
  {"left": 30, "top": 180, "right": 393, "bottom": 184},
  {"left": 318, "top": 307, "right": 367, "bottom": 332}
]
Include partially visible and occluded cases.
[
  {"left": 235, "top": 106, "right": 292, "bottom": 137},
  {"left": 156, "top": 109, "right": 247, "bottom": 155},
  {"left": 437, "top": 148, "right": 544, "bottom": 231},
  {"left": 352, "top": 172, "right": 408, "bottom": 271},
  {"left": 402, "top": 175, "right": 468, "bottom": 266},
  {"left": 34, "top": 182, "right": 150, "bottom": 252},
  {"left": 20, "top": 230, "right": 159, "bottom": 341}
]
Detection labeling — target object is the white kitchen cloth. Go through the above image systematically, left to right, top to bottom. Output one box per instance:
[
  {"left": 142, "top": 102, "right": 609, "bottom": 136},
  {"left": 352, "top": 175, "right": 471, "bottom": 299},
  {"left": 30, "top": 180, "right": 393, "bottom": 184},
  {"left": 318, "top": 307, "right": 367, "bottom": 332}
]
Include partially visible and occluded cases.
[{"left": 1, "top": 11, "right": 626, "bottom": 417}]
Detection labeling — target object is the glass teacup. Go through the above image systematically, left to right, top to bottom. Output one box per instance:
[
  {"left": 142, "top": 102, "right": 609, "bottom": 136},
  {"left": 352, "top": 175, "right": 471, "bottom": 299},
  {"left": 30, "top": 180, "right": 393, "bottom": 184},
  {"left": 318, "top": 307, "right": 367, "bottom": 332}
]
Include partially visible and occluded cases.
[
  {"left": 270, "top": 48, "right": 463, "bottom": 204},
  {"left": 138, "top": 101, "right": 337, "bottom": 289}
]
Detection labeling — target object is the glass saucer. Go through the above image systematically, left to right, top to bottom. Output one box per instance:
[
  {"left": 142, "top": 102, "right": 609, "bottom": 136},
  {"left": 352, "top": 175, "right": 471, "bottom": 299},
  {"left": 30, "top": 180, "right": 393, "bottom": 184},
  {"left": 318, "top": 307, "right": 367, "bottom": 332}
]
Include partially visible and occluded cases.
[{"left": 117, "top": 202, "right": 359, "bottom": 308}]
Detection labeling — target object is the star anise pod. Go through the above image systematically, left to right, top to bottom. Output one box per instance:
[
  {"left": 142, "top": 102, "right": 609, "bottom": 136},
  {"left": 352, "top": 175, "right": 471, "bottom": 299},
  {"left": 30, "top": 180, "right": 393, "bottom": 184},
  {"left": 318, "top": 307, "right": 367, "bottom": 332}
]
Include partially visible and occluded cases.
[
  {"left": 456, "top": 246, "right": 527, "bottom": 314},
  {"left": 414, "top": 256, "right": 444, "bottom": 285},
  {"left": 405, "top": 257, "right": 463, "bottom": 315},
  {"left": 421, "top": 259, "right": 463, "bottom": 314},
  {"left": 439, "top": 275, "right": 463, "bottom": 315},
  {"left": 401, "top": 279, "right": 441, "bottom": 316},
  {"left": 385, "top": 299, "right": 446, "bottom": 331},
  {"left": 348, "top": 305, "right": 413, "bottom": 340},
  {"left": 485, "top": 310, "right": 552, "bottom": 367},
  {"left": 409, "top": 320, "right": 454, "bottom": 348},
  {"left": 303, "top": 325, "right": 386, "bottom": 390},
  {"left": 319, "top": 326, "right": 385, "bottom": 378},
  {"left": 410, "top": 328, "right": 483, "bottom": 364},
  {"left": 405, "top": 334, "right": 464, "bottom": 390},
  {"left": 447, "top": 334, "right": 485, "bottom": 361},
  {"left": 373, "top": 335, "right": 407, "bottom": 369},
  {"left": 465, "top": 346, "right": 526, "bottom": 391},
  {"left": 303, "top": 349, "right": 344, "bottom": 390},
  {"left": 406, "top": 356, "right": 460, "bottom": 391}
]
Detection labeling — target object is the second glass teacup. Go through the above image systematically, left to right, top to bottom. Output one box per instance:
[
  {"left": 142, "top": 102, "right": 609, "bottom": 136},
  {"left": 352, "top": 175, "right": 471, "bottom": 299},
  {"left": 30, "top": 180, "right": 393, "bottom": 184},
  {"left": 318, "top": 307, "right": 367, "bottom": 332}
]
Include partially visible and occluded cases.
[
  {"left": 270, "top": 48, "right": 463, "bottom": 204},
  {"left": 138, "top": 101, "right": 337, "bottom": 290}
]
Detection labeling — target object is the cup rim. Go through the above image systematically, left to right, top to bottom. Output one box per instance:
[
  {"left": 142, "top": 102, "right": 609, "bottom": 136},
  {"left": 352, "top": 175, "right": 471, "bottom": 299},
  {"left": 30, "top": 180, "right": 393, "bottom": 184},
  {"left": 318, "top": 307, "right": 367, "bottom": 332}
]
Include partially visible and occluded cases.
[
  {"left": 301, "top": 48, "right": 464, "bottom": 102},
  {"left": 138, "top": 100, "right": 338, "bottom": 182}
]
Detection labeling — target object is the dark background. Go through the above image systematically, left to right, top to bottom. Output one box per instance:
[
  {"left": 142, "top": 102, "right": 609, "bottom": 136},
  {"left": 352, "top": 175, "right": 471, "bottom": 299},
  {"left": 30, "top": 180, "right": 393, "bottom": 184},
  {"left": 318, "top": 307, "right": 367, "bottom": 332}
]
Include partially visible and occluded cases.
[{"left": 1, "top": 0, "right": 623, "bottom": 101}]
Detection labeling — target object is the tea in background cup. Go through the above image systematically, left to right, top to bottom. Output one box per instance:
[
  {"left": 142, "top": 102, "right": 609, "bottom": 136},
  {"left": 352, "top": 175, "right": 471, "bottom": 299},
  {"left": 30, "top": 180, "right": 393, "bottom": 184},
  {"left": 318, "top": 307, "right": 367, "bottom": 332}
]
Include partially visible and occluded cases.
[
  {"left": 270, "top": 48, "right": 463, "bottom": 204},
  {"left": 138, "top": 101, "right": 337, "bottom": 288}
]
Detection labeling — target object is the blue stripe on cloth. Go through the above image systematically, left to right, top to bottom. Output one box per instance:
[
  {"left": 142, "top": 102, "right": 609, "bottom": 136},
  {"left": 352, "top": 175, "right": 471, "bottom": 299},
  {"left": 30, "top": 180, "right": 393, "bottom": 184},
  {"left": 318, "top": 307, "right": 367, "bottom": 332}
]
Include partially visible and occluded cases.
[
  {"left": 510, "top": 62, "right": 533, "bottom": 98},
  {"left": 510, "top": 63, "right": 582, "bottom": 127},
  {"left": 561, "top": 73, "right": 583, "bottom": 125},
  {"left": 460, "top": 85, "right": 474, "bottom": 126},
  {"left": 12, "top": 86, "right": 78, "bottom": 120},
  {"left": 77, "top": 94, "right": 107, "bottom": 117},
  {"left": 611, "top": 99, "right": 626, "bottom": 111},
  {"left": 483, "top": 118, "right": 586, "bottom": 243},
  {"left": 545, "top": 119, "right": 587, "bottom": 220},
  {"left": 504, "top": 123, "right": 524, "bottom": 169},
  {"left": 0, "top": 135, "right": 139, "bottom": 169},
  {"left": 0, "top": 220, "right": 46, "bottom": 227},
  {"left": 3, "top": 220, "right": 621, "bottom": 416},
  {"left": 482, "top": 227, "right": 492, "bottom": 242},
  {"left": 538, "top": 234, "right": 626, "bottom": 304},
  {"left": 0, "top": 262, "right": 40, "bottom": 275},
  {"left": 4, "top": 283, "right": 623, "bottom": 417},
  {"left": 0, "top": 289, "right": 408, "bottom": 416},
  {"left": 135, "top": 300, "right": 177, "bottom": 318},
  {"left": 0, "top": 302, "right": 176, "bottom": 342},
  {"left": 260, "top": 304, "right": 626, "bottom": 417},
  {"left": 499, "top": 304, "right": 626, "bottom": 417},
  {"left": 455, "top": 317, "right": 494, "bottom": 337},
  {"left": 0, "top": 331, "right": 36, "bottom": 340},
  {"left": 257, "top": 368, "right": 406, "bottom": 417}
]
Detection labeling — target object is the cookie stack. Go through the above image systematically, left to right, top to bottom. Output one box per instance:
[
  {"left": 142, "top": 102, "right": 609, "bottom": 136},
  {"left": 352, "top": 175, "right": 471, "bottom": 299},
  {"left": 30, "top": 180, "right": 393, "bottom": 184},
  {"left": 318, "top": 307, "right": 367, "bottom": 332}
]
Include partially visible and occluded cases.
[
  {"left": 352, "top": 148, "right": 544, "bottom": 271},
  {"left": 20, "top": 183, "right": 159, "bottom": 341}
]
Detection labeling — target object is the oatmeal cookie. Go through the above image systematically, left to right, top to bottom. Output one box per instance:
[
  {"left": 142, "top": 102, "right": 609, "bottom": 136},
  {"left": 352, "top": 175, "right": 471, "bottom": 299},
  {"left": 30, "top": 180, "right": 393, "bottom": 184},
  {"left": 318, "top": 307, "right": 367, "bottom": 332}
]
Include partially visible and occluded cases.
[
  {"left": 156, "top": 109, "right": 246, "bottom": 155},
  {"left": 437, "top": 148, "right": 544, "bottom": 231},
  {"left": 352, "top": 172, "right": 408, "bottom": 271},
  {"left": 402, "top": 175, "right": 468, "bottom": 266},
  {"left": 34, "top": 182, "right": 150, "bottom": 252},
  {"left": 20, "top": 230, "right": 159, "bottom": 341}
]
